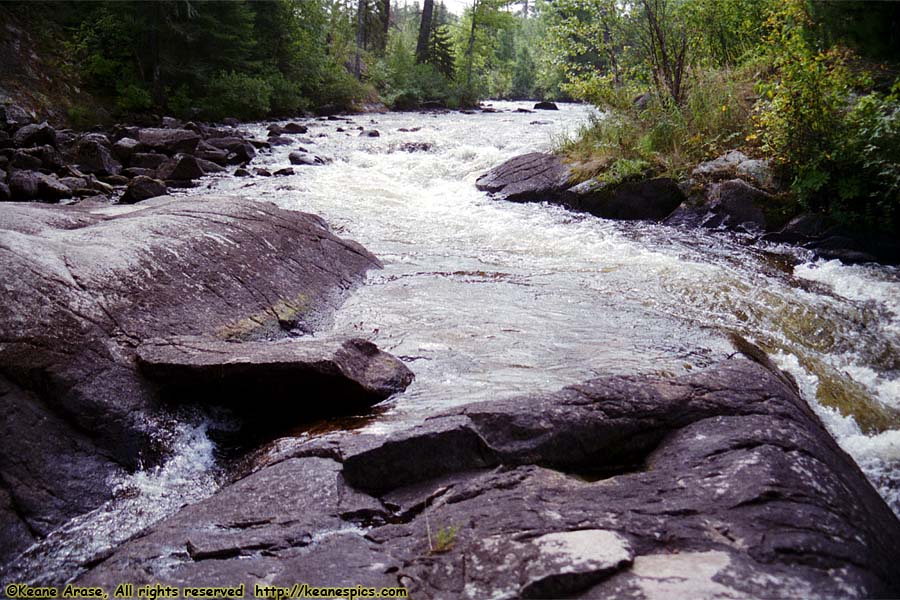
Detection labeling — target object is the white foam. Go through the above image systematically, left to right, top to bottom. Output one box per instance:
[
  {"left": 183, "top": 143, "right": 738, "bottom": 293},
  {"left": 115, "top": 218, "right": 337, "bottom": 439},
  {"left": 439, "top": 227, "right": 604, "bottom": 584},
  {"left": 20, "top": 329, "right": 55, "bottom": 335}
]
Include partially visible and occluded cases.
[
  {"left": 794, "top": 259, "right": 900, "bottom": 335},
  {"left": 773, "top": 351, "right": 900, "bottom": 517},
  {"left": 7, "top": 422, "right": 221, "bottom": 585}
]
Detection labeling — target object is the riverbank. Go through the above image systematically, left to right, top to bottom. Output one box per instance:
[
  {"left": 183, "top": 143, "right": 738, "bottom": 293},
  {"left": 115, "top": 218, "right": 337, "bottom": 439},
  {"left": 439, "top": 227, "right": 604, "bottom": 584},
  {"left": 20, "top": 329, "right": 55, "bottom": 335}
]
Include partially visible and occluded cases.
[{"left": 477, "top": 148, "right": 900, "bottom": 265}]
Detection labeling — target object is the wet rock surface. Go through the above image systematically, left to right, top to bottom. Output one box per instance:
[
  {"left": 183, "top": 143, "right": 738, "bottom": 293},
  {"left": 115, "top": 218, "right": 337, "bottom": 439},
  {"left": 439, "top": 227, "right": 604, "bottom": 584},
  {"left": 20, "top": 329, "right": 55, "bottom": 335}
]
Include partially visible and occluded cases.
[
  {"left": 0, "top": 113, "right": 285, "bottom": 206},
  {"left": 476, "top": 152, "right": 573, "bottom": 203},
  {"left": 119, "top": 175, "right": 167, "bottom": 204},
  {"left": 568, "top": 177, "right": 685, "bottom": 221},
  {"left": 667, "top": 178, "right": 772, "bottom": 233},
  {"left": 0, "top": 195, "right": 390, "bottom": 564},
  {"left": 136, "top": 336, "right": 414, "bottom": 421},
  {"left": 76, "top": 358, "right": 900, "bottom": 598}
]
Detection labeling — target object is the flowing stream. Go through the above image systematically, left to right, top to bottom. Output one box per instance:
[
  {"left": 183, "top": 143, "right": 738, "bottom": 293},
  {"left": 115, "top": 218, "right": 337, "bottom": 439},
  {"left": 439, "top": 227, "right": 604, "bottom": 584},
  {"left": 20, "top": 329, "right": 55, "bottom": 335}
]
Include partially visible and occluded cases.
[{"left": 6, "top": 101, "right": 899, "bottom": 584}]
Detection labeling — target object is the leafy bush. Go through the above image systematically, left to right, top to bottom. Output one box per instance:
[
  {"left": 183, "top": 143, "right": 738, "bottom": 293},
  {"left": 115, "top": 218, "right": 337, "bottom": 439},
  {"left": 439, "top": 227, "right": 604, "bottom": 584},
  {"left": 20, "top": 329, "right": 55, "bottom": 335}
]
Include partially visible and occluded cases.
[
  {"left": 755, "top": 0, "right": 900, "bottom": 229},
  {"left": 382, "top": 62, "right": 453, "bottom": 110},
  {"left": 313, "top": 63, "right": 366, "bottom": 111},
  {"left": 560, "top": 66, "right": 754, "bottom": 179},
  {"left": 202, "top": 71, "right": 272, "bottom": 121},
  {"left": 266, "top": 72, "right": 307, "bottom": 116},
  {"left": 114, "top": 83, "right": 153, "bottom": 114},
  {"left": 828, "top": 88, "right": 900, "bottom": 228}
]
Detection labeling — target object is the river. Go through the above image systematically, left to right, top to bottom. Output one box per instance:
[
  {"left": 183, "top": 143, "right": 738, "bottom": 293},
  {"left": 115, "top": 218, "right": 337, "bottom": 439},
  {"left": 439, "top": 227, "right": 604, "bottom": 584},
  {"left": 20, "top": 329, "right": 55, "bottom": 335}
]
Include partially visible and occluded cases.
[{"left": 6, "top": 101, "right": 899, "bottom": 584}]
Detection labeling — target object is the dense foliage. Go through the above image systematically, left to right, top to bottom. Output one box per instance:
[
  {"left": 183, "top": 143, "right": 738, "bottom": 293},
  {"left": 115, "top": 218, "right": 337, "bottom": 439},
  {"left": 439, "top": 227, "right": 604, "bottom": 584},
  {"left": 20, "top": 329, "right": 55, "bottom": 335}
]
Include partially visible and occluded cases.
[
  {"left": 7, "top": 0, "right": 562, "bottom": 119},
  {"left": 547, "top": 0, "right": 900, "bottom": 231}
]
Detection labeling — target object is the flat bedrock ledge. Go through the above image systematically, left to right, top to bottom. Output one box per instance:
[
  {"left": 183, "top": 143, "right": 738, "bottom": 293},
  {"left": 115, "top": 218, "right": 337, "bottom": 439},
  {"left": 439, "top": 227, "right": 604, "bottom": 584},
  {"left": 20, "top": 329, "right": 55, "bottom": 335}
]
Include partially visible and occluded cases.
[
  {"left": 0, "top": 195, "right": 396, "bottom": 564},
  {"left": 136, "top": 335, "right": 414, "bottom": 417},
  {"left": 76, "top": 355, "right": 900, "bottom": 599}
]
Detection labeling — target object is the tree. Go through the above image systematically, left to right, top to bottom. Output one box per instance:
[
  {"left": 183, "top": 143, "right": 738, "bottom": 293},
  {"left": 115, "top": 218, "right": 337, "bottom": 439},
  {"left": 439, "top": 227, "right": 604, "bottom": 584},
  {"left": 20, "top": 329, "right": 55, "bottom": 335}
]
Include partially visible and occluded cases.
[
  {"left": 355, "top": 0, "right": 367, "bottom": 78},
  {"left": 378, "top": 0, "right": 390, "bottom": 54},
  {"left": 415, "top": 0, "right": 435, "bottom": 64},
  {"left": 639, "top": 0, "right": 689, "bottom": 104},
  {"left": 427, "top": 22, "right": 455, "bottom": 77}
]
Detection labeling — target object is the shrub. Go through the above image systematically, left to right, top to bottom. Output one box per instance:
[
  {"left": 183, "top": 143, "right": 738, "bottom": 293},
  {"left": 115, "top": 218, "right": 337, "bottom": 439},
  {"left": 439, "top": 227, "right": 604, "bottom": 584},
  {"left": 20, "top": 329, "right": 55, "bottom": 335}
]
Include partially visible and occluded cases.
[
  {"left": 755, "top": 0, "right": 900, "bottom": 229},
  {"left": 312, "top": 62, "right": 366, "bottom": 111},
  {"left": 383, "top": 63, "right": 452, "bottom": 110},
  {"left": 559, "top": 66, "right": 754, "bottom": 179},
  {"left": 202, "top": 71, "right": 272, "bottom": 121},
  {"left": 266, "top": 72, "right": 307, "bottom": 116},
  {"left": 115, "top": 83, "right": 153, "bottom": 114}
]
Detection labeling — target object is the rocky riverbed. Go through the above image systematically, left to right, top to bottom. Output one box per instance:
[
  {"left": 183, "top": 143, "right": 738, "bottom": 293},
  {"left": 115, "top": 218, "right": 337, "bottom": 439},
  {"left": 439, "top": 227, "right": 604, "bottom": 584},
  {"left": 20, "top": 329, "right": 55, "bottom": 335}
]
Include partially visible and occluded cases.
[{"left": 2, "top": 101, "right": 899, "bottom": 597}]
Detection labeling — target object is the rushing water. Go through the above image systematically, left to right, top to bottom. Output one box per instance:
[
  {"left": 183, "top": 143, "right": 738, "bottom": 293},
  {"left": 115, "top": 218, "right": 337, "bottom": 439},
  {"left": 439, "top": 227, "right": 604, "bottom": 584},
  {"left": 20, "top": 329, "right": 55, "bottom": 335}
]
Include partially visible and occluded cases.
[{"left": 5, "top": 101, "right": 899, "bottom": 584}]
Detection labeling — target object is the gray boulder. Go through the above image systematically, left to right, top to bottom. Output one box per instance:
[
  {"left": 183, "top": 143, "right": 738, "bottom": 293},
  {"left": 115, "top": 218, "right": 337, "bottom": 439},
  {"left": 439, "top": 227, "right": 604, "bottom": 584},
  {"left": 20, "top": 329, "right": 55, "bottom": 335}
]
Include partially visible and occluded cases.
[
  {"left": 534, "top": 101, "right": 559, "bottom": 110},
  {"left": 1, "top": 105, "right": 35, "bottom": 130},
  {"left": 161, "top": 116, "right": 182, "bottom": 129},
  {"left": 13, "top": 122, "right": 57, "bottom": 148},
  {"left": 282, "top": 122, "right": 308, "bottom": 134},
  {"left": 137, "top": 128, "right": 201, "bottom": 155},
  {"left": 111, "top": 137, "right": 140, "bottom": 163},
  {"left": 206, "top": 137, "right": 257, "bottom": 165},
  {"left": 75, "top": 139, "right": 122, "bottom": 176},
  {"left": 195, "top": 141, "right": 230, "bottom": 165},
  {"left": 20, "top": 144, "right": 64, "bottom": 171},
  {"left": 10, "top": 150, "right": 43, "bottom": 171},
  {"left": 691, "top": 150, "right": 749, "bottom": 181},
  {"left": 693, "top": 151, "right": 778, "bottom": 192},
  {"left": 130, "top": 152, "right": 168, "bottom": 170},
  {"left": 289, "top": 152, "right": 325, "bottom": 166},
  {"left": 476, "top": 152, "right": 573, "bottom": 203},
  {"left": 157, "top": 154, "right": 204, "bottom": 182},
  {"left": 196, "top": 158, "right": 226, "bottom": 174},
  {"left": 736, "top": 158, "right": 775, "bottom": 190},
  {"left": 121, "top": 167, "right": 158, "bottom": 179},
  {"left": 8, "top": 170, "right": 71, "bottom": 201},
  {"left": 119, "top": 175, "right": 167, "bottom": 204},
  {"left": 568, "top": 177, "right": 684, "bottom": 221},
  {"left": 666, "top": 179, "right": 772, "bottom": 234},
  {"left": 706, "top": 179, "right": 770, "bottom": 232},
  {"left": 0, "top": 196, "right": 383, "bottom": 564},
  {"left": 762, "top": 213, "right": 831, "bottom": 245},
  {"left": 136, "top": 336, "right": 413, "bottom": 419}
]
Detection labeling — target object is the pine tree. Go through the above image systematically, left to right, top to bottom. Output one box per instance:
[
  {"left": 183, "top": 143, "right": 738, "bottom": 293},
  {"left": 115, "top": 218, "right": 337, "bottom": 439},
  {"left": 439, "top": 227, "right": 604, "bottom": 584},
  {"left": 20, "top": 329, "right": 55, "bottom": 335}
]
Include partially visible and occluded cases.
[{"left": 427, "top": 22, "right": 455, "bottom": 77}]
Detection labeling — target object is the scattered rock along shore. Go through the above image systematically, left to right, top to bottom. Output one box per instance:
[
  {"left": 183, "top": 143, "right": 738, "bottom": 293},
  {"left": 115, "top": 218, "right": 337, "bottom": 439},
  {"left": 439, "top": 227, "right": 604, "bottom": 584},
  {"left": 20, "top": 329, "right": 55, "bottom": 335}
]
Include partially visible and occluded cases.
[
  {"left": 0, "top": 105, "right": 333, "bottom": 207},
  {"left": 476, "top": 151, "right": 900, "bottom": 265},
  {"left": 0, "top": 195, "right": 412, "bottom": 565},
  {"left": 72, "top": 353, "right": 900, "bottom": 598}
]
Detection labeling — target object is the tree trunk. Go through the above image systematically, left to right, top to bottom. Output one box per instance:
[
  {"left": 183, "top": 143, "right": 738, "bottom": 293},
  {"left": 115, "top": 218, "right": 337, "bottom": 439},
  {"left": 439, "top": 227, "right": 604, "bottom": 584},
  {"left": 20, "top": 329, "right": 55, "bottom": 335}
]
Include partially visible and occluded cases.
[
  {"left": 355, "top": 0, "right": 366, "bottom": 79},
  {"left": 381, "top": 0, "right": 390, "bottom": 39},
  {"left": 415, "top": 0, "right": 434, "bottom": 64},
  {"left": 465, "top": 0, "right": 480, "bottom": 90},
  {"left": 150, "top": 2, "right": 163, "bottom": 106}
]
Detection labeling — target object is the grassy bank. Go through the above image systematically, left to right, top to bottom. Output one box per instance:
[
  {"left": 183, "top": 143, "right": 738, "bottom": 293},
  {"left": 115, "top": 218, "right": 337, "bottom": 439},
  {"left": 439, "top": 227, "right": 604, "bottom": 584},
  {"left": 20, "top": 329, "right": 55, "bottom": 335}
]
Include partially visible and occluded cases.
[{"left": 550, "top": 0, "right": 900, "bottom": 235}]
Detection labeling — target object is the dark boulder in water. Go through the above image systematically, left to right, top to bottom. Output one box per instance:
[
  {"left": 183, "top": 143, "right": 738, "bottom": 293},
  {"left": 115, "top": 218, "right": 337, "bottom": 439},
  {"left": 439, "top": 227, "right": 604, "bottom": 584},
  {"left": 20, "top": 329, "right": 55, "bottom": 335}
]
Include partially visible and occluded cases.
[
  {"left": 476, "top": 152, "right": 573, "bottom": 203},
  {"left": 568, "top": 177, "right": 685, "bottom": 221}
]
